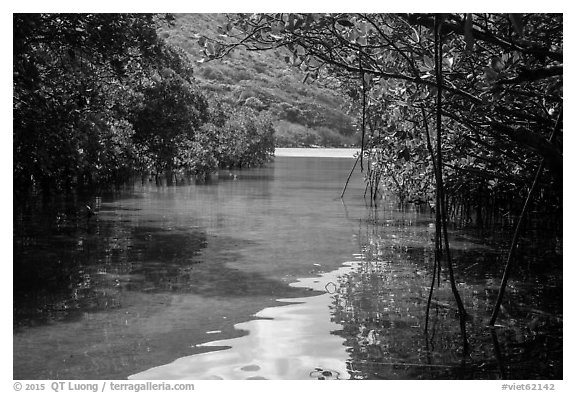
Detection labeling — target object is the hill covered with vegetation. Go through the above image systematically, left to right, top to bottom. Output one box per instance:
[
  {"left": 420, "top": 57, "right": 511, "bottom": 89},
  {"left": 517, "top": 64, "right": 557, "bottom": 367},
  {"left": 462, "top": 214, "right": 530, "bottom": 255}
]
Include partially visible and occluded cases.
[{"left": 158, "top": 14, "right": 359, "bottom": 148}]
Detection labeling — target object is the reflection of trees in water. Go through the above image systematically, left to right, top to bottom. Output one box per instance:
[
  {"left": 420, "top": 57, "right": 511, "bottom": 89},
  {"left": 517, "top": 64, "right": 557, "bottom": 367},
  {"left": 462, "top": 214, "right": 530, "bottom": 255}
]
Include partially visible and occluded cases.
[
  {"left": 14, "top": 192, "right": 305, "bottom": 330},
  {"left": 14, "top": 195, "right": 208, "bottom": 327},
  {"left": 331, "top": 208, "right": 562, "bottom": 379},
  {"left": 331, "top": 258, "right": 463, "bottom": 379}
]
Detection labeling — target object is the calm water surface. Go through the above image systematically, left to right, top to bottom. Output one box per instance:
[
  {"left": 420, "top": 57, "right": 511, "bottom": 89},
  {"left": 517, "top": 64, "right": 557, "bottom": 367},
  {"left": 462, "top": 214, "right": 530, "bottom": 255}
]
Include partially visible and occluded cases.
[{"left": 13, "top": 150, "right": 562, "bottom": 380}]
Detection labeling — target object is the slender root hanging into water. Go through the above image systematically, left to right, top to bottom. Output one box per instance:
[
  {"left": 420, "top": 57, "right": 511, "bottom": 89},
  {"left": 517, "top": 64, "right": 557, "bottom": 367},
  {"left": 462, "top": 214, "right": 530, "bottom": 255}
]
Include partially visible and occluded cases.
[
  {"left": 434, "top": 15, "right": 468, "bottom": 353},
  {"left": 489, "top": 109, "right": 562, "bottom": 326},
  {"left": 341, "top": 153, "right": 361, "bottom": 199},
  {"left": 424, "top": 253, "right": 438, "bottom": 333}
]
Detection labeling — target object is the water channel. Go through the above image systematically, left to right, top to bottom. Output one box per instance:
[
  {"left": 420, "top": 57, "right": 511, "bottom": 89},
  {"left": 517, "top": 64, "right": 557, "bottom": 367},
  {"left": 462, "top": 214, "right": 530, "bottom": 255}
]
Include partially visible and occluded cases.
[{"left": 13, "top": 149, "right": 562, "bottom": 380}]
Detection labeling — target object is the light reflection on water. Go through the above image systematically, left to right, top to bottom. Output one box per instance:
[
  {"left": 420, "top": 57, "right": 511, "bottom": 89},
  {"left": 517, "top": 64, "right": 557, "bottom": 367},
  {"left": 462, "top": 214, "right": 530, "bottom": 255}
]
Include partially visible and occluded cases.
[
  {"left": 14, "top": 153, "right": 562, "bottom": 379},
  {"left": 130, "top": 202, "right": 562, "bottom": 380},
  {"left": 130, "top": 266, "right": 356, "bottom": 380}
]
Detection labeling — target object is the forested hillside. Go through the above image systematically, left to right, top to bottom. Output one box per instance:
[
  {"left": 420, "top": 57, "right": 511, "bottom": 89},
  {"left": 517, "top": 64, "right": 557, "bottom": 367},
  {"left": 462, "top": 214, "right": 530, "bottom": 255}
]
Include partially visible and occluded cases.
[{"left": 158, "top": 14, "right": 359, "bottom": 147}]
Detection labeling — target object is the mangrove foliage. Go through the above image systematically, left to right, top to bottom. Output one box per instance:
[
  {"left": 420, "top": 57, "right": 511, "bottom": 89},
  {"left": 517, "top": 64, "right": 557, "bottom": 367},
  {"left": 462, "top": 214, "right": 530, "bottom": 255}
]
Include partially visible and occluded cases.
[{"left": 14, "top": 13, "right": 275, "bottom": 194}]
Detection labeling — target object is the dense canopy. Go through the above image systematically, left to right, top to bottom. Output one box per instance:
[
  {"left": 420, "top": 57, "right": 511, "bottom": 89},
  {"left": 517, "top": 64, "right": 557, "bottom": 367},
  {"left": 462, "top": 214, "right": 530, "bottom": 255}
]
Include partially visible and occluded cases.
[{"left": 14, "top": 13, "right": 275, "bottom": 193}]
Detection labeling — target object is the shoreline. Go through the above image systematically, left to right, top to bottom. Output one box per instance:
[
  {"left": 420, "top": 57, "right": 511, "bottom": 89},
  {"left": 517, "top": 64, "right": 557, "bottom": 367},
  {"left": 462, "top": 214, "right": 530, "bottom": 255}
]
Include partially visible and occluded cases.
[{"left": 274, "top": 147, "right": 359, "bottom": 158}]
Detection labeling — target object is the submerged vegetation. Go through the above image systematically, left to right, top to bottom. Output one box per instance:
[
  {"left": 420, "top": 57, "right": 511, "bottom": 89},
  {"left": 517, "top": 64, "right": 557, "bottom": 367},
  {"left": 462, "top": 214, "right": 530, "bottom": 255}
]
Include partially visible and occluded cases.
[{"left": 13, "top": 14, "right": 275, "bottom": 195}]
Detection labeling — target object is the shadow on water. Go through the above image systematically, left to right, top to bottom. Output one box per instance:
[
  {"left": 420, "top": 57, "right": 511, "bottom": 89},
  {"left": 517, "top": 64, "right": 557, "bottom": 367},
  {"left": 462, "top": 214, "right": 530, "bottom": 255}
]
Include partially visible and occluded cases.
[
  {"left": 13, "top": 156, "right": 562, "bottom": 380},
  {"left": 14, "top": 157, "right": 358, "bottom": 379},
  {"left": 13, "top": 193, "right": 320, "bottom": 364},
  {"left": 128, "top": 201, "right": 561, "bottom": 380},
  {"left": 14, "top": 207, "right": 317, "bottom": 378},
  {"left": 14, "top": 216, "right": 314, "bottom": 332}
]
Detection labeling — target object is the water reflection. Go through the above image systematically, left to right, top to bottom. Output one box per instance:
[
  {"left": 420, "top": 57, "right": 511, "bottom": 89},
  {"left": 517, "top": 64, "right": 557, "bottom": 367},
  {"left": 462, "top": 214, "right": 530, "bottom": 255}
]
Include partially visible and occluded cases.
[
  {"left": 14, "top": 155, "right": 562, "bottom": 380},
  {"left": 14, "top": 156, "right": 364, "bottom": 379},
  {"left": 14, "top": 200, "right": 211, "bottom": 328},
  {"left": 130, "top": 200, "right": 561, "bottom": 380},
  {"left": 333, "top": 204, "right": 562, "bottom": 379},
  {"left": 14, "top": 210, "right": 315, "bottom": 330},
  {"left": 129, "top": 266, "right": 355, "bottom": 380}
]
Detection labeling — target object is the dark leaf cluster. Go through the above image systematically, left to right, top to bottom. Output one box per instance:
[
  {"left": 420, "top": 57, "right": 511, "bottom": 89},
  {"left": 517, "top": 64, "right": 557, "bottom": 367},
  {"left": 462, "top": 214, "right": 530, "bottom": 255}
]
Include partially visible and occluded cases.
[{"left": 14, "top": 13, "right": 275, "bottom": 195}]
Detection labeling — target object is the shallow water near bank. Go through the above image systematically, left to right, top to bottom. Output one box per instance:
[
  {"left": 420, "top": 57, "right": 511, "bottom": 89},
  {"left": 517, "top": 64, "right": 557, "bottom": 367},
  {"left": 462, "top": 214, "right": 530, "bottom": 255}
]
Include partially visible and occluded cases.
[{"left": 14, "top": 150, "right": 562, "bottom": 380}]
